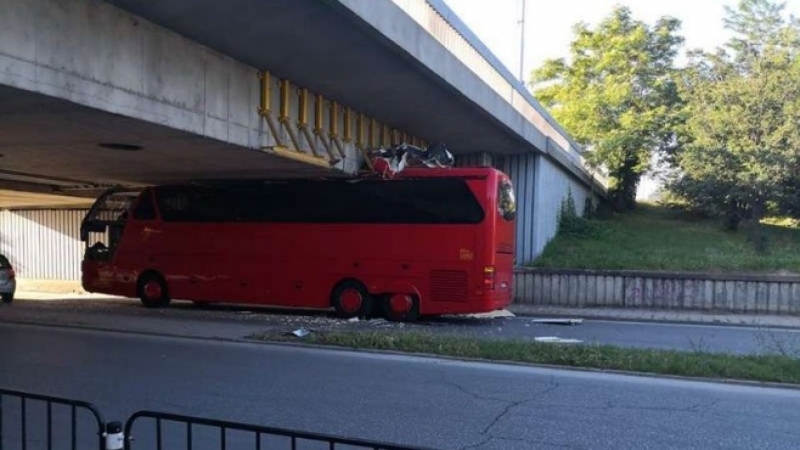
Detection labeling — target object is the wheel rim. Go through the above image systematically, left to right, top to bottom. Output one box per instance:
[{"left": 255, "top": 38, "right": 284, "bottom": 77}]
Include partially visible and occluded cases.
[
  {"left": 144, "top": 281, "right": 162, "bottom": 300},
  {"left": 339, "top": 288, "right": 363, "bottom": 313},
  {"left": 389, "top": 294, "right": 413, "bottom": 314}
]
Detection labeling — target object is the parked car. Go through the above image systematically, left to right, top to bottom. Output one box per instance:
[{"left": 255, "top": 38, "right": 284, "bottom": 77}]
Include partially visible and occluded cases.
[{"left": 0, "top": 254, "right": 15, "bottom": 303}]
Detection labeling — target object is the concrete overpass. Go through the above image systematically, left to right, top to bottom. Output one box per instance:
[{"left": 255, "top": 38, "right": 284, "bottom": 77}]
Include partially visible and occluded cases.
[{"left": 0, "top": 0, "right": 605, "bottom": 280}]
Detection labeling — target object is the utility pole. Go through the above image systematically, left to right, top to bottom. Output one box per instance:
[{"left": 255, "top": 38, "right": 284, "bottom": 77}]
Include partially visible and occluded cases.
[{"left": 518, "top": 0, "right": 527, "bottom": 84}]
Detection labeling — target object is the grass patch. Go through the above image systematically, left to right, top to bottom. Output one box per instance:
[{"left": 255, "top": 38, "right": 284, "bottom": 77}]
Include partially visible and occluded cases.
[
  {"left": 532, "top": 203, "right": 800, "bottom": 272},
  {"left": 252, "top": 331, "right": 800, "bottom": 385}
]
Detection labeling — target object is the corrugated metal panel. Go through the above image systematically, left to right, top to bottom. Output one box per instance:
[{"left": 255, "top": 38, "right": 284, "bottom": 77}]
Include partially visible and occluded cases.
[
  {"left": 455, "top": 152, "right": 492, "bottom": 167},
  {"left": 504, "top": 154, "right": 536, "bottom": 265},
  {"left": 0, "top": 209, "right": 88, "bottom": 280}
]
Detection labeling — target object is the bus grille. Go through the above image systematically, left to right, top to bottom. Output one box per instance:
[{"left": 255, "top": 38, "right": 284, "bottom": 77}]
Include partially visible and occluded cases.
[{"left": 430, "top": 270, "right": 468, "bottom": 302}]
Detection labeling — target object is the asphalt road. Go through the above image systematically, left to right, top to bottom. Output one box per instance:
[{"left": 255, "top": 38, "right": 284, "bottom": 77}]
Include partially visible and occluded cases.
[
  {"left": 2, "top": 299, "right": 800, "bottom": 355},
  {"left": 1, "top": 323, "right": 799, "bottom": 450}
]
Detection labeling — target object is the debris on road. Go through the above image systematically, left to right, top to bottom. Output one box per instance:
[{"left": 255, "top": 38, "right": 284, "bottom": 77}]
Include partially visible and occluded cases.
[
  {"left": 461, "top": 309, "right": 516, "bottom": 319},
  {"left": 348, "top": 317, "right": 360, "bottom": 323},
  {"left": 531, "top": 318, "right": 583, "bottom": 326},
  {"left": 287, "top": 328, "right": 311, "bottom": 338},
  {"left": 534, "top": 336, "right": 583, "bottom": 344}
]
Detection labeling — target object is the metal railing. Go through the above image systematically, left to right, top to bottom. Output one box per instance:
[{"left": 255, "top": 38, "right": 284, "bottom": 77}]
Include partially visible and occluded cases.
[
  {"left": 0, "top": 388, "right": 106, "bottom": 450},
  {"left": 0, "top": 388, "right": 429, "bottom": 450},
  {"left": 124, "top": 411, "right": 428, "bottom": 450}
]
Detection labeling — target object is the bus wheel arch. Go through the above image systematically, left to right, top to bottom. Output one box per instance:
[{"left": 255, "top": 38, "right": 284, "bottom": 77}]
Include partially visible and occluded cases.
[
  {"left": 137, "top": 270, "right": 171, "bottom": 308},
  {"left": 330, "top": 279, "right": 372, "bottom": 319},
  {"left": 381, "top": 293, "right": 420, "bottom": 323}
]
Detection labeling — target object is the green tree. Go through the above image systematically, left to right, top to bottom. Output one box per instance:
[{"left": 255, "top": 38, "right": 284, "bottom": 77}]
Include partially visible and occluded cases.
[
  {"left": 670, "top": 0, "right": 800, "bottom": 230},
  {"left": 532, "top": 7, "right": 684, "bottom": 210}
]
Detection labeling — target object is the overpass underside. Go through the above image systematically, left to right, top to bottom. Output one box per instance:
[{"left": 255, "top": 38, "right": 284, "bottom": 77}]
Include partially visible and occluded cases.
[
  {"left": 0, "top": 0, "right": 545, "bottom": 203},
  {"left": 0, "top": 85, "right": 330, "bottom": 206}
]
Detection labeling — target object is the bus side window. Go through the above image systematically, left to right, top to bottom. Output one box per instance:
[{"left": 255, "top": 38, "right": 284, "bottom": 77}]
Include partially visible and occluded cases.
[{"left": 133, "top": 190, "right": 157, "bottom": 221}]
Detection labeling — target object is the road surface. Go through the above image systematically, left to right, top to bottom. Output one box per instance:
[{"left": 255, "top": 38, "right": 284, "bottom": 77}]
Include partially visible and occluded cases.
[
  {"left": 2, "top": 299, "right": 800, "bottom": 355},
  {"left": 0, "top": 322, "right": 799, "bottom": 450}
]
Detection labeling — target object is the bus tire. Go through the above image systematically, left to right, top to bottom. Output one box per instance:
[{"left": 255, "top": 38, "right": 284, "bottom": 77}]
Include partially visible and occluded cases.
[
  {"left": 137, "top": 272, "right": 171, "bottom": 308},
  {"left": 331, "top": 280, "right": 372, "bottom": 319},
  {"left": 1, "top": 293, "right": 12, "bottom": 304},
  {"left": 382, "top": 293, "right": 420, "bottom": 323}
]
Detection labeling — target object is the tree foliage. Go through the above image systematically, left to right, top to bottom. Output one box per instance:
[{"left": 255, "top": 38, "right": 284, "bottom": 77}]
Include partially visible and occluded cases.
[
  {"left": 669, "top": 0, "right": 800, "bottom": 230},
  {"left": 532, "top": 7, "right": 684, "bottom": 210}
]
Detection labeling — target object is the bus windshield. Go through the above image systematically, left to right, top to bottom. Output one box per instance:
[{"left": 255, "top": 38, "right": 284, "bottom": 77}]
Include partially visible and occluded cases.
[
  {"left": 498, "top": 178, "right": 516, "bottom": 221},
  {"left": 80, "top": 188, "right": 141, "bottom": 261}
]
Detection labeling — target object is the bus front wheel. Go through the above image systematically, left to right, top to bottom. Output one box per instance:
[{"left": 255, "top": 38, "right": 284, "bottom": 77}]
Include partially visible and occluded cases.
[
  {"left": 137, "top": 272, "right": 171, "bottom": 308},
  {"left": 331, "top": 280, "right": 372, "bottom": 319}
]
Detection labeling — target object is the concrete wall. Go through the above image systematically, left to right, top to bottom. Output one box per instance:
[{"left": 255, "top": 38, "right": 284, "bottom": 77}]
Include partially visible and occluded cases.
[
  {"left": 0, "top": 0, "right": 365, "bottom": 173},
  {"left": 0, "top": 0, "right": 261, "bottom": 149},
  {"left": 530, "top": 152, "right": 595, "bottom": 258},
  {"left": 0, "top": 209, "right": 88, "bottom": 280},
  {"left": 515, "top": 268, "right": 800, "bottom": 315}
]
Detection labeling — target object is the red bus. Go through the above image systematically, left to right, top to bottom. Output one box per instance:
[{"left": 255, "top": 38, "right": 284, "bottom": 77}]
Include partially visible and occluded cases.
[{"left": 80, "top": 167, "right": 516, "bottom": 321}]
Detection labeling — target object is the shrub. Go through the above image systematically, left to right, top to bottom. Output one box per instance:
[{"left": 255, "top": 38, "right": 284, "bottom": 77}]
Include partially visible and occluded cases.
[{"left": 558, "top": 189, "right": 596, "bottom": 236}]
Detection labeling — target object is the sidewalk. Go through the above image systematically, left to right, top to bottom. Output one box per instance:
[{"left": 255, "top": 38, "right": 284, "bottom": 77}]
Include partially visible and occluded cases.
[
  {"left": 15, "top": 291, "right": 119, "bottom": 301},
  {"left": 509, "top": 304, "right": 800, "bottom": 328}
]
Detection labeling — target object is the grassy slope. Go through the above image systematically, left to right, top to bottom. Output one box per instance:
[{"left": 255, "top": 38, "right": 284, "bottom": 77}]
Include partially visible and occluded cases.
[{"left": 532, "top": 205, "right": 800, "bottom": 272}]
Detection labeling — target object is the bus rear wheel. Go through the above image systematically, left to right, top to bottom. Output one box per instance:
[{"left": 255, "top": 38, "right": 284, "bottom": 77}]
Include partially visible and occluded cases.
[
  {"left": 137, "top": 272, "right": 171, "bottom": 308},
  {"left": 331, "top": 280, "right": 372, "bottom": 319},
  {"left": 382, "top": 293, "right": 419, "bottom": 322}
]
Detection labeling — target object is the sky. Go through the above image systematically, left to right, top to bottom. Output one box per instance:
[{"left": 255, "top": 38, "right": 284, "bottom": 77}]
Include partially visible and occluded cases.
[{"left": 442, "top": 0, "right": 800, "bottom": 198}]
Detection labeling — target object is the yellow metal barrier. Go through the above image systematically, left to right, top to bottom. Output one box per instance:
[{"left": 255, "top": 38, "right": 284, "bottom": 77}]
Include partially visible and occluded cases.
[{"left": 257, "top": 70, "right": 425, "bottom": 170}]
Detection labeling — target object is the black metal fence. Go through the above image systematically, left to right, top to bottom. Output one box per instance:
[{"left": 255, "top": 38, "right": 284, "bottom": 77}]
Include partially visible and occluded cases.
[
  {"left": 0, "top": 388, "right": 429, "bottom": 450},
  {"left": 0, "top": 388, "right": 106, "bottom": 450},
  {"left": 124, "top": 410, "right": 428, "bottom": 450}
]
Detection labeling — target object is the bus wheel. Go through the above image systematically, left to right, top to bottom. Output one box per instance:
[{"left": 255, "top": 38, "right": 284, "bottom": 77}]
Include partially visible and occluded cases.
[
  {"left": 137, "top": 273, "right": 171, "bottom": 308},
  {"left": 331, "top": 280, "right": 372, "bottom": 319},
  {"left": 382, "top": 293, "right": 419, "bottom": 322}
]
